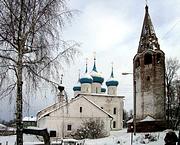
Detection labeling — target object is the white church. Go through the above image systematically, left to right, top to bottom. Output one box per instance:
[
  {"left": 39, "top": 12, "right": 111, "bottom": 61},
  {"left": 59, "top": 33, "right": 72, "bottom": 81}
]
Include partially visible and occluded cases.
[{"left": 37, "top": 57, "right": 124, "bottom": 138}]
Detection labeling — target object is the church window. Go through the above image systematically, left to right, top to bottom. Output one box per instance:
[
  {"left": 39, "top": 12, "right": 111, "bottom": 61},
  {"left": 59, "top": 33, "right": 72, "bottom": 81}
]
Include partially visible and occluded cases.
[
  {"left": 144, "top": 53, "right": 152, "bottom": 65},
  {"left": 147, "top": 76, "right": 150, "bottom": 81},
  {"left": 96, "top": 87, "right": 98, "bottom": 93},
  {"left": 80, "top": 107, "right": 82, "bottom": 113},
  {"left": 101, "top": 107, "right": 103, "bottom": 109},
  {"left": 113, "top": 108, "right": 117, "bottom": 114},
  {"left": 113, "top": 121, "right": 116, "bottom": 128},
  {"left": 67, "top": 124, "right": 72, "bottom": 131}
]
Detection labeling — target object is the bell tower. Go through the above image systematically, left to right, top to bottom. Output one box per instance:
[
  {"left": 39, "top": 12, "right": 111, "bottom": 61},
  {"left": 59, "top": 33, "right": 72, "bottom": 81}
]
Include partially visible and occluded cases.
[{"left": 133, "top": 5, "right": 166, "bottom": 121}]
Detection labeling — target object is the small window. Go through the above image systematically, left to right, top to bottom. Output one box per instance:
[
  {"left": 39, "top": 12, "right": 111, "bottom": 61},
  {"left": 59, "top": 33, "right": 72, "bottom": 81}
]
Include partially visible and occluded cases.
[
  {"left": 144, "top": 53, "right": 152, "bottom": 65},
  {"left": 147, "top": 76, "right": 150, "bottom": 81},
  {"left": 96, "top": 87, "right": 98, "bottom": 93},
  {"left": 80, "top": 107, "right": 82, "bottom": 113},
  {"left": 101, "top": 107, "right": 103, "bottom": 109},
  {"left": 113, "top": 108, "right": 117, "bottom": 114},
  {"left": 113, "top": 121, "right": 116, "bottom": 128},
  {"left": 67, "top": 125, "right": 72, "bottom": 131},
  {"left": 50, "top": 130, "right": 56, "bottom": 137}
]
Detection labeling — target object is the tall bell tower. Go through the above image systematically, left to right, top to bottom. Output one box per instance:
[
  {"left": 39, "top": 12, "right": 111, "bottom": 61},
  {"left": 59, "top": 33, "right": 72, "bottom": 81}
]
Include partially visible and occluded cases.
[{"left": 133, "top": 5, "right": 166, "bottom": 121}]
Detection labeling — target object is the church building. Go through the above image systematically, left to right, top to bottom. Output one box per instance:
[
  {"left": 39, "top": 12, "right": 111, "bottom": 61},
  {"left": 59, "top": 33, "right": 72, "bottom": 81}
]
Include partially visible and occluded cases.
[
  {"left": 132, "top": 4, "right": 166, "bottom": 131},
  {"left": 37, "top": 57, "right": 124, "bottom": 138}
]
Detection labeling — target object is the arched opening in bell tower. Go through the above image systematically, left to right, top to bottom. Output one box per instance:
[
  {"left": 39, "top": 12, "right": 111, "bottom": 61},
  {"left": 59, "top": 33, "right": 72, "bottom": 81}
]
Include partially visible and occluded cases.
[{"left": 144, "top": 53, "right": 152, "bottom": 65}]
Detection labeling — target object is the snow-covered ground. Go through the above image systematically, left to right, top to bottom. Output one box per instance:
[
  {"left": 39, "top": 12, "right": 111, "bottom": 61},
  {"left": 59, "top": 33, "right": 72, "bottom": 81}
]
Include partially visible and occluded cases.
[
  {"left": 0, "top": 129, "right": 178, "bottom": 145},
  {"left": 84, "top": 129, "right": 169, "bottom": 145}
]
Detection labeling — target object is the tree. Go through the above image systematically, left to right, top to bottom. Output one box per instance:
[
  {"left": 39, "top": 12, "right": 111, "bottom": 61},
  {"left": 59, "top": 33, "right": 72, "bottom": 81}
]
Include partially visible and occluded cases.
[
  {"left": 0, "top": 0, "right": 79, "bottom": 144},
  {"left": 165, "top": 57, "right": 180, "bottom": 128},
  {"left": 168, "top": 79, "right": 180, "bottom": 129},
  {"left": 123, "top": 109, "right": 129, "bottom": 127},
  {"left": 72, "top": 119, "right": 107, "bottom": 139}
]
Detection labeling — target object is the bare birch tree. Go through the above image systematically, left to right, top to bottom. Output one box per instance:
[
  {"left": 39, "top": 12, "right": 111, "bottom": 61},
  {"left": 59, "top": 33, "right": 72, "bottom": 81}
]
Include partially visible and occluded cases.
[
  {"left": 0, "top": 0, "right": 79, "bottom": 144},
  {"left": 165, "top": 57, "right": 180, "bottom": 128}
]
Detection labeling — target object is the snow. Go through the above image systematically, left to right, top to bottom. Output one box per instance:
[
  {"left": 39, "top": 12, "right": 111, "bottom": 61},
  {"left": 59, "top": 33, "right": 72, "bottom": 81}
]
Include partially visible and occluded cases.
[
  {"left": 23, "top": 116, "right": 37, "bottom": 122},
  {"left": 140, "top": 116, "right": 155, "bottom": 122},
  {"left": 127, "top": 118, "right": 133, "bottom": 123},
  {"left": 0, "top": 124, "right": 7, "bottom": 130},
  {"left": 27, "top": 126, "right": 46, "bottom": 130},
  {"left": 0, "top": 129, "right": 179, "bottom": 145}
]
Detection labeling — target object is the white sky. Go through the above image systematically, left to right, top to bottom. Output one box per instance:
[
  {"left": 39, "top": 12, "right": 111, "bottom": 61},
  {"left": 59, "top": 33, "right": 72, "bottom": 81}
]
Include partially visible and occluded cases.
[{"left": 1, "top": 0, "right": 180, "bottom": 121}]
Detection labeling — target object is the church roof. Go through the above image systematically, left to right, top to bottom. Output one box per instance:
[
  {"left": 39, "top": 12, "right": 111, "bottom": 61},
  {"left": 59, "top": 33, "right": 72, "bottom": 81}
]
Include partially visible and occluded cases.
[
  {"left": 138, "top": 5, "right": 160, "bottom": 53},
  {"left": 90, "top": 57, "right": 104, "bottom": 84},
  {"left": 80, "top": 62, "right": 93, "bottom": 84},
  {"left": 106, "top": 66, "right": 119, "bottom": 87},
  {"left": 73, "top": 71, "right": 81, "bottom": 91},
  {"left": 73, "top": 81, "right": 81, "bottom": 91},
  {"left": 101, "top": 87, "right": 106, "bottom": 93},
  {"left": 37, "top": 95, "right": 113, "bottom": 120},
  {"left": 140, "top": 115, "right": 155, "bottom": 122}
]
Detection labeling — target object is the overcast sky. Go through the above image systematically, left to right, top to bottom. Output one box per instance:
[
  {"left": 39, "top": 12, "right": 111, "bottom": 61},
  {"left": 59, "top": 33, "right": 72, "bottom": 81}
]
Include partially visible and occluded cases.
[{"left": 1, "top": 0, "right": 180, "bottom": 121}]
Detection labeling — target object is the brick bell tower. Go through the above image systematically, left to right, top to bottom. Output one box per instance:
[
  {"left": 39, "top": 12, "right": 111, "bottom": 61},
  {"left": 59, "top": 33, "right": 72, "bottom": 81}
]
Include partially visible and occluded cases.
[{"left": 133, "top": 5, "right": 166, "bottom": 122}]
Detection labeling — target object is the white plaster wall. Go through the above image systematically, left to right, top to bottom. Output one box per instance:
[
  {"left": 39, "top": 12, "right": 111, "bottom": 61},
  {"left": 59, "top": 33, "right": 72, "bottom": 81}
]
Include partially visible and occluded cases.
[
  {"left": 81, "top": 83, "right": 91, "bottom": 93},
  {"left": 91, "top": 83, "right": 101, "bottom": 93},
  {"left": 107, "top": 86, "right": 117, "bottom": 95},
  {"left": 84, "top": 95, "right": 124, "bottom": 130},
  {"left": 37, "top": 96, "right": 111, "bottom": 138}
]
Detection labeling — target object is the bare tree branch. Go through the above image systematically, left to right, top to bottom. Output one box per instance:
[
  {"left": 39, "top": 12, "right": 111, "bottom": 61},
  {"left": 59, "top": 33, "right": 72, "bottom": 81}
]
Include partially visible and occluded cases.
[{"left": 0, "top": 0, "right": 79, "bottom": 144}]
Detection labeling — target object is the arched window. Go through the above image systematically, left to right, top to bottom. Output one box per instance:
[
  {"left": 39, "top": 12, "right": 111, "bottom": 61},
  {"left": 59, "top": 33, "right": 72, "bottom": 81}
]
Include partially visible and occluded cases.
[
  {"left": 144, "top": 53, "right": 152, "bottom": 65},
  {"left": 96, "top": 87, "right": 98, "bottom": 93},
  {"left": 80, "top": 107, "right": 82, "bottom": 113},
  {"left": 113, "top": 108, "right": 117, "bottom": 114},
  {"left": 113, "top": 121, "right": 116, "bottom": 128}
]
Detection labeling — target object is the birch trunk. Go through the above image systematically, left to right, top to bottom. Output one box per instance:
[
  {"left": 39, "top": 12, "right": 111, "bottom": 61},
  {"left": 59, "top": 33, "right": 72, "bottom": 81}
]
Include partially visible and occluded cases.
[{"left": 16, "top": 49, "right": 23, "bottom": 145}]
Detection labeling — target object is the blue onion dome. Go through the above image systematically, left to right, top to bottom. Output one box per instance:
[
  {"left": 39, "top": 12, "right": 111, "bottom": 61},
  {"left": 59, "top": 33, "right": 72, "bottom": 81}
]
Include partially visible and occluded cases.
[
  {"left": 90, "top": 57, "right": 104, "bottom": 84},
  {"left": 79, "top": 61, "right": 93, "bottom": 84},
  {"left": 106, "top": 65, "right": 119, "bottom": 87},
  {"left": 73, "top": 72, "right": 81, "bottom": 91},
  {"left": 73, "top": 82, "right": 81, "bottom": 91},
  {"left": 101, "top": 87, "right": 106, "bottom": 93}
]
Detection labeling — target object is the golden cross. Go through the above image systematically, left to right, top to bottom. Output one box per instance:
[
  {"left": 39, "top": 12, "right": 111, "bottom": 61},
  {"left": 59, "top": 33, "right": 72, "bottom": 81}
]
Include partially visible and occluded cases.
[
  {"left": 93, "top": 51, "right": 96, "bottom": 60},
  {"left": 86, "top": 58, "right": 88, "bottom": 64},
  {"left": 60, "top": 74, "right": 63, "bottom": 84}
]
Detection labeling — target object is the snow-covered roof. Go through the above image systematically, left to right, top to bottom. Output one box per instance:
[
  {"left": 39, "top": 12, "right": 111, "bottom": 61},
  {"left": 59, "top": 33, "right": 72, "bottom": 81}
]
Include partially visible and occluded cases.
[
  {"left": 76, "top": 93, "right": 124, "bottom": 98},
  {"left": 37, "top": 95, "right": 113, "bottom": 120},
  {"left": 140, "top": 115, "right": 155, "bottom": 122},
  {"left": 23, "top": 116, "right": 37, "bottom": 122},
  {"left": 127, "top": 118, "right": 133, "bottom": 123},
  {"left": 0, "top": 123, "right": 7, "bottom": 130}
]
